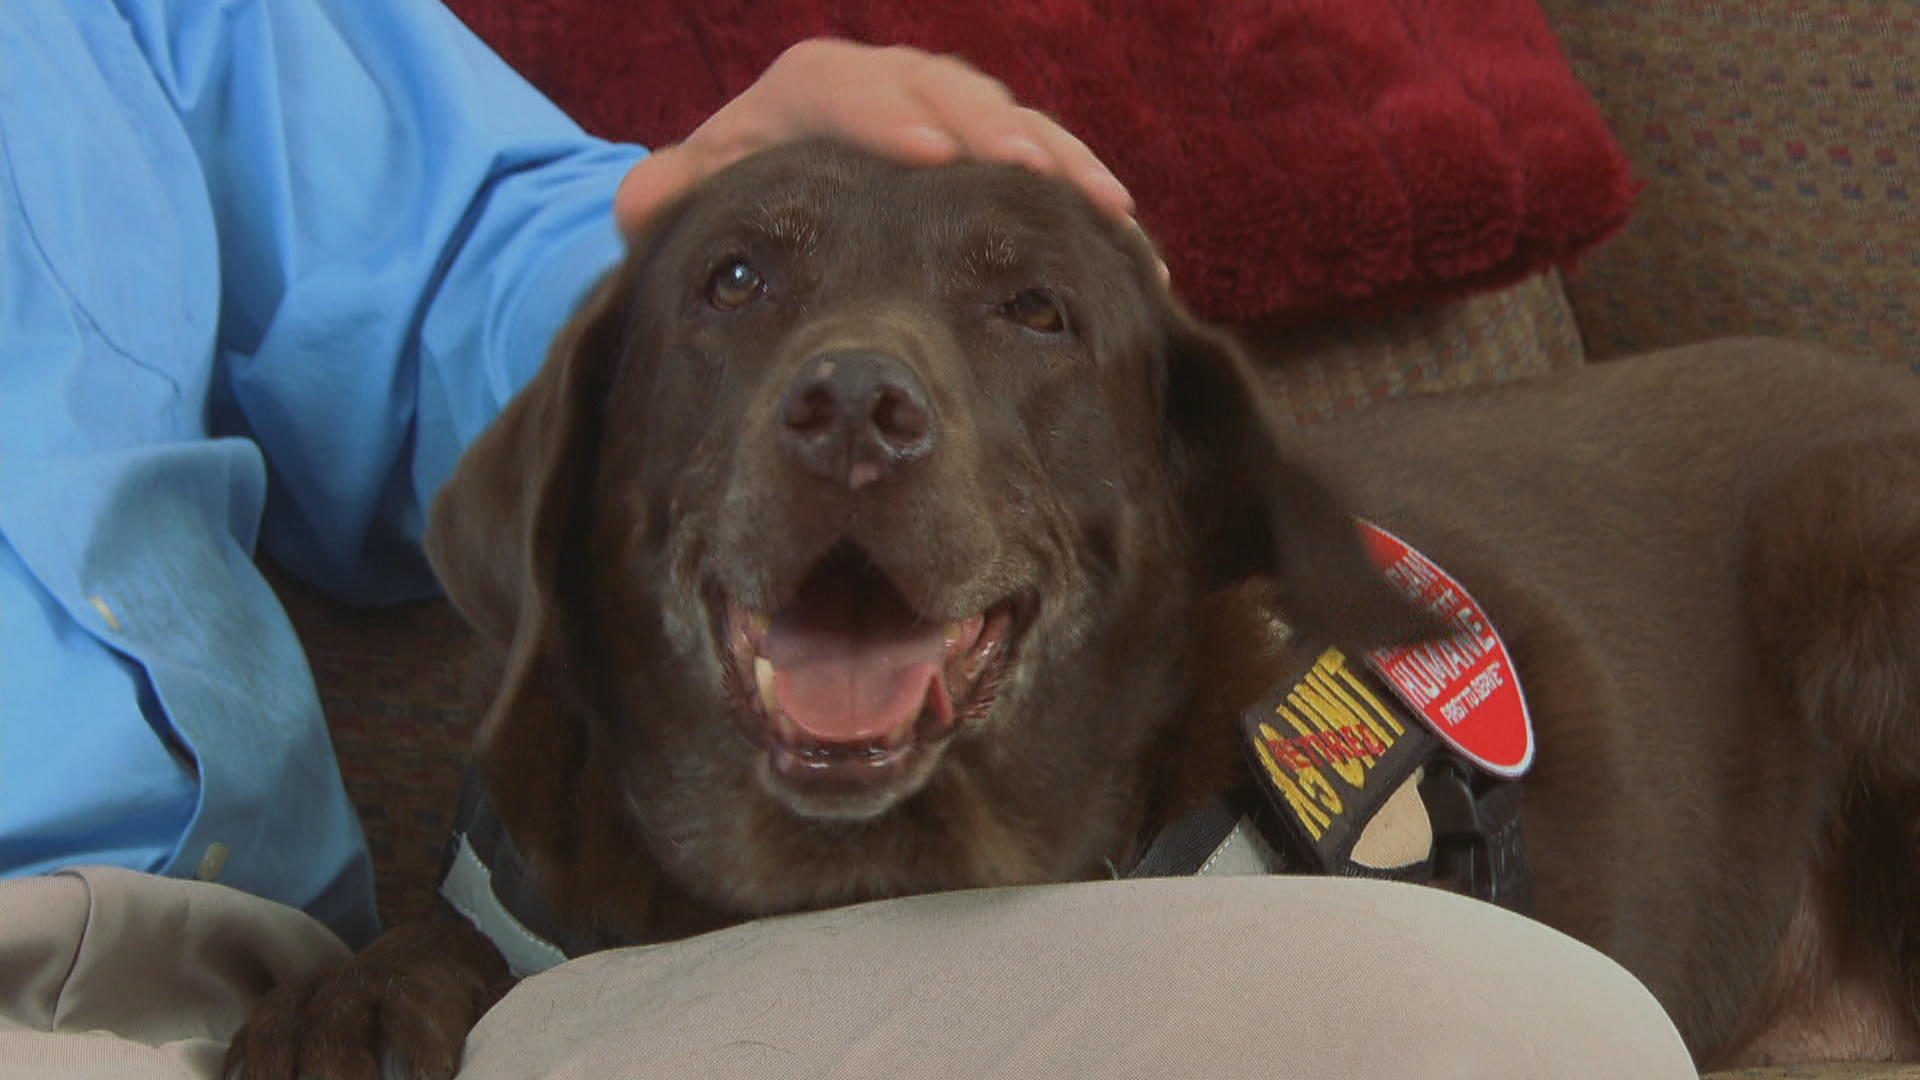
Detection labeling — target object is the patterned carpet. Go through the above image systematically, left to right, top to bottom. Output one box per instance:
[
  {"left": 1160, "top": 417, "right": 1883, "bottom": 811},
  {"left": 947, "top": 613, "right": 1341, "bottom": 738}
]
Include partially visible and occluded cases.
[{"left": 266, "top": 563, "right": 477, "bottom": 930}]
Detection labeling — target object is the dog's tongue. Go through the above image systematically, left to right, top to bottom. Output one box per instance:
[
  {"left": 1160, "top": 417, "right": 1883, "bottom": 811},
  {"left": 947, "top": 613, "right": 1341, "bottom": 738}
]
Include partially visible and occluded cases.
[{"left": 764, "top": 570, "right": 947, "bottom": 743}]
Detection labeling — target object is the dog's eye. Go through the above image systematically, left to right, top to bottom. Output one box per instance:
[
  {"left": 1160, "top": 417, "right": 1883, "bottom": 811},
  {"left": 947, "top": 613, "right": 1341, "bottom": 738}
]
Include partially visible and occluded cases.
[
  {"left": 706, "top": 259, "right": 766, "bottom": 311},
  {"left": 999, "top": 288, "right": 1067, "bottom": 335}
]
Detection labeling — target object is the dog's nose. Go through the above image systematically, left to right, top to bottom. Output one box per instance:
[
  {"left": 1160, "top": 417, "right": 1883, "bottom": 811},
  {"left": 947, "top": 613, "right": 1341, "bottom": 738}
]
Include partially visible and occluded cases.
[{"left": 778, "top": 351, "right": 936, "bottom": 490}]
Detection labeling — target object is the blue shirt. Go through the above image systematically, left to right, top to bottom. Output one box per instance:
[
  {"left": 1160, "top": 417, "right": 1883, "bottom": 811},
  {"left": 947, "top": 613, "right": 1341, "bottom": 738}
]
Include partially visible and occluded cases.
[{"left": 0, "top": 0, "right": 644, "bottom": 946}]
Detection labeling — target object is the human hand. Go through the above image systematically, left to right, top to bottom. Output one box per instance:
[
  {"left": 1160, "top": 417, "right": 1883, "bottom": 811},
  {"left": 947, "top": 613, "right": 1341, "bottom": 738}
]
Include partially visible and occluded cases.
[{"left": 613, "top": 38, "right": 1150, "bottom": 260}]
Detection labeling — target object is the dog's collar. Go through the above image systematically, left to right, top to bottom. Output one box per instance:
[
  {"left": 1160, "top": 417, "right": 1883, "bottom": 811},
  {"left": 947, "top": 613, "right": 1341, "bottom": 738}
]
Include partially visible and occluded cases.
[
  {"left": 442, "top": 607, "right": 1535, "bottom": 974},
  {"left": 444, "top": 741, "right": 1531, "bottom": 986},
  {"left": 1127, "top": 765, "right": 1534, "bottom": 912},
  {"left": 437, "top": 775, "right": 588, "bottom": 977}
]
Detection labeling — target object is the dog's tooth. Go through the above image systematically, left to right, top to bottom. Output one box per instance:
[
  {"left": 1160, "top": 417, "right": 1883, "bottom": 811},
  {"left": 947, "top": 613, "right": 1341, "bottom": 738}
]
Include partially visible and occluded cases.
[
  {"left": 944, "top": 615, "right": 986, "bottom": 656},
  {"left": 961, "top": 639, "right": 995, "bottom": 680},
  {"left": 754, "top": 656, "right": 779, "bottom": 716}
]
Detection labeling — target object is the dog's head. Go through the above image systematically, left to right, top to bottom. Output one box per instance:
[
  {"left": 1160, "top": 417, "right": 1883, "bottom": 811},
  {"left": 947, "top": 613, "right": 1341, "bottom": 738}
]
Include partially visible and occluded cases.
[{"left": 427, "top": 141, "right": 1430, "bottom": 923}]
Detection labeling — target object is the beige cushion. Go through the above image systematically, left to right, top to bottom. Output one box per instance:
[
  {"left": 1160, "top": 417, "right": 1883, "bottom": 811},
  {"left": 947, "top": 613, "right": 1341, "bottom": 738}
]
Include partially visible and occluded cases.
[{"left": 464, "top": 875, "right": 1693, "bottom": 1080}]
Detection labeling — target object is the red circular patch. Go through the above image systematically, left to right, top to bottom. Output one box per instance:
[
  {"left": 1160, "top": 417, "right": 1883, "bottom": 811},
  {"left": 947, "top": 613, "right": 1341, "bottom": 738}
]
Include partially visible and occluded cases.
[{"left": 1357, "top": 520, "right": 1534, "bottom": 777}]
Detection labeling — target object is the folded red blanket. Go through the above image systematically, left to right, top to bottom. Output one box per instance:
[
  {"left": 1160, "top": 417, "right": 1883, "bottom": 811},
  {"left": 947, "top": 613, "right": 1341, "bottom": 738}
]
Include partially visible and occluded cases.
[{"left": 450, "top": 0, "right": 1635, "bottom": 325}]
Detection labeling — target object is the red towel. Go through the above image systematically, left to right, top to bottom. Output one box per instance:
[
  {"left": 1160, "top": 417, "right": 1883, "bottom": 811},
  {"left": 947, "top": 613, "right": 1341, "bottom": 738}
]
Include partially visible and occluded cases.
[{"left": 449, "top": 0, "right": 1635, "bottom": 325}]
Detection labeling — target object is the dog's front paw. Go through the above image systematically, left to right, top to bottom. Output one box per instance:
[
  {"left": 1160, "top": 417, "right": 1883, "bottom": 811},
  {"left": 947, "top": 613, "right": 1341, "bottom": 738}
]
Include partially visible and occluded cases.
[{"left": 223, "top": 920, "right": 510, "bottom": 1080}]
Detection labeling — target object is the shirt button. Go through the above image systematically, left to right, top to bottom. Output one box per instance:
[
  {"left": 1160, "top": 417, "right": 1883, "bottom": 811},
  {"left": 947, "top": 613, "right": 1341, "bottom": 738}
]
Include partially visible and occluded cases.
[{"left": 195, "top": 842, "right": 230, "bottom": 882}]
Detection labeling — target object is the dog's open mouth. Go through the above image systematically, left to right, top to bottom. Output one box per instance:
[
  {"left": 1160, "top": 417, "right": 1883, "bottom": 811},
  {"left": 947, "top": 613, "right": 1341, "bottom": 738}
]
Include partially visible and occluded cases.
[{"left": 717, "top": 545, "right": 1018, "bottom": 804}]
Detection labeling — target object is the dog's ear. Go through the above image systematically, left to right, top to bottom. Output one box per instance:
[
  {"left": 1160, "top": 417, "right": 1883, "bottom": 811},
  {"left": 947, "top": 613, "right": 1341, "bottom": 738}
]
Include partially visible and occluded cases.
[
  {"left": 426, "top": 255, "right": 700, "bottom": 909},
  {"left": 421, "top": 257, "right": 642, "bottom": 869},
  {"left": 425, "top": 262, "right": 634, "bottom": 651},
  {"left": 1154, "top": 299, "right": 1443, "bottom": 650}
]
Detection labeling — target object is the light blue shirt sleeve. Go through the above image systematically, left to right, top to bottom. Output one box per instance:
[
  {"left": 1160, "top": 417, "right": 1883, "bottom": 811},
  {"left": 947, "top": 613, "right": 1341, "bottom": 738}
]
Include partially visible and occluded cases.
[
  {"left": 0, "top": 0, "right": 644, "bottom": 943},
  {"left": 119, "top": 0, "right": 647, "bottom": 602}
]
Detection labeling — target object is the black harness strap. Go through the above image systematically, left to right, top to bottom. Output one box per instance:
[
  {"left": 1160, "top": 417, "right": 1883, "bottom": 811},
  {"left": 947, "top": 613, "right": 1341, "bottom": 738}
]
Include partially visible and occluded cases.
[
  {"left": 1420, "top": 758, "right": 1534, "bottom": 912},
  {"left": 1126, "top": 791, "right": 1253, "bottom": 878}
]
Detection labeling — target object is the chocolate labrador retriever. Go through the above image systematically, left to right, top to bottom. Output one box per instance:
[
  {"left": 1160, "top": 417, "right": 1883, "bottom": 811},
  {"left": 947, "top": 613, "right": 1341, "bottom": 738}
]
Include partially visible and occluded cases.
[{"left": 227, "top": 140, "right": 1920, "bottom": 1077}]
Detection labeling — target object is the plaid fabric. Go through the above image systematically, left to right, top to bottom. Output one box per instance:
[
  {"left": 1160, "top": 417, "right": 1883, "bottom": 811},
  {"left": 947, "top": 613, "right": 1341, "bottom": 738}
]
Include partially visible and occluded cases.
[
  {"left": 1542, "top": 0, "right": 1919, "bottom": 371},
  {"left": 1253, "top": 270, "right": 1586, "bottom": 425},
  {"left": 1704, "top": 1060, "right": 1920, "bottom": 1068}
]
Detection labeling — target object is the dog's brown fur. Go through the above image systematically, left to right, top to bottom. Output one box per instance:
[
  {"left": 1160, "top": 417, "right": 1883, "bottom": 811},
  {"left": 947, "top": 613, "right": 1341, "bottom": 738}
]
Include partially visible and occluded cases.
[{"left": 227, "top": 142, "right": 1920, "bottom": 1078}]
